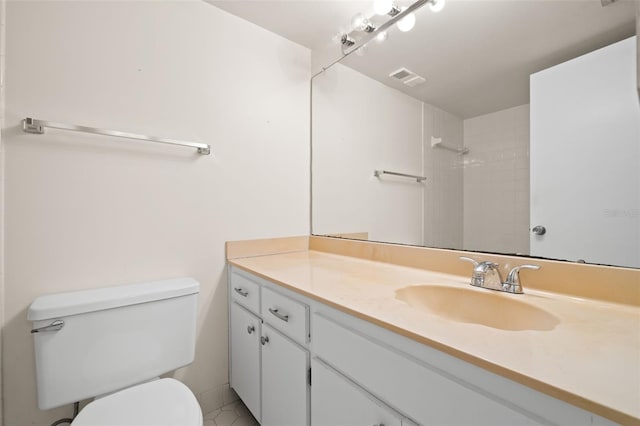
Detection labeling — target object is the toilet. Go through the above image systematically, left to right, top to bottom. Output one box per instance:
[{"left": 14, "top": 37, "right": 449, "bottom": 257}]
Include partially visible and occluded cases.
[{"left": 28, "top": 278, "right": 203, "bottom": 426}]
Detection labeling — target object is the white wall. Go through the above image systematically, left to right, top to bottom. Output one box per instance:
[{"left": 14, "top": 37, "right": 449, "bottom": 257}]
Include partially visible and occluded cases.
[
  {"left": 2, "top": 2, "right": 309, "bottom": 425},
  {"left": 312, "top": 62, "right": 531, "bottom": 255},
  {"left": 312, "top": 63, "right": 424, "bottom": 246},
  {"left": 312, "top": 63, "right": 465, "bottom": 248},
  {"left": 463, "top": 105, "right": 530, "bottom": 255}
]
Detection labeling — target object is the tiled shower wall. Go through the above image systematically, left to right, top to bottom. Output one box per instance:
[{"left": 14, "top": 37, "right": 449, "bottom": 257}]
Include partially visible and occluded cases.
[
  {"left": 422, "top": 102, "right": 530, "bottom": 256},
  {"left": 422, "top": 104, "right": 464, "bottom": 250},
  {"left": 463, "top": 104, "right": 531, "bottom": 255}
]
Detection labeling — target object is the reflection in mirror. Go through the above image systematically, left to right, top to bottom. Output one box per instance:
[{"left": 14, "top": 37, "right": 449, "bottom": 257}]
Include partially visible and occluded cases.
[{"left": 311, "top": 0, "right": 639, "bottom": 268}]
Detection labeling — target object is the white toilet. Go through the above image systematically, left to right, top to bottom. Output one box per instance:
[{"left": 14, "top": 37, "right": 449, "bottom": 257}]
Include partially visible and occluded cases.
[{"left": 28, "top": 278, "right": 203, "bottom": 426}]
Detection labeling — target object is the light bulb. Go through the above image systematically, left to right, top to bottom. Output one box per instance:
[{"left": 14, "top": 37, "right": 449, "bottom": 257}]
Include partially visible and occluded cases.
[
  {"left": 373, "top": 0, "right": 393, "bottom": 15},
  {"left": 429, "top": 0, "right": 446, "bottom": 13},
  {"left": 396, "top": 9, "right": 416, "bottom": 32},
  {"left": 351, "top": 13, "right": 368, "bottom": 31},
  {"left": 375, "top": 31, "right": 388, "bottom": 43},
  {"left": 355, "top": 44, "right": 368, "bottom": 56}
]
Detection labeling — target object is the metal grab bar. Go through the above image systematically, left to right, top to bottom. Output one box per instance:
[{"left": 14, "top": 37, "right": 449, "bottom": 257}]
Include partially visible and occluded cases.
[
  {"left": 22, "top": 117, "right": 211, "bottom": 155},
  {"left": 431, "top": 136, "right": 468, "bottom": 155},
  {"left": 433, "top": 143, "right": 469, "bottom": 155},
  {"left": 374, "top": 170, "right": 427, "bottom": 183}
]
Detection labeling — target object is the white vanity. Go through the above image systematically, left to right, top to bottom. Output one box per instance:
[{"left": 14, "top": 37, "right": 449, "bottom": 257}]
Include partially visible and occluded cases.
[
  {"left": 227, "top": 240, "right": 638, "bottom": 426},
  {"left": 229, "top": 270, "right": 310, "bottom": 426}
]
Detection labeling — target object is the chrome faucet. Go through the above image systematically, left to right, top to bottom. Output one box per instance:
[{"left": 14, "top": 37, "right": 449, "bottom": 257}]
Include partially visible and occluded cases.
[
  {"left": 460, "top": 257, "right": 540, "bottom": 294},
  {"left": 460, "top": 257, "right": 503, "bottom": 291},
  {"left": 503, "top": 264, "right": 541, "bottom": 294}
]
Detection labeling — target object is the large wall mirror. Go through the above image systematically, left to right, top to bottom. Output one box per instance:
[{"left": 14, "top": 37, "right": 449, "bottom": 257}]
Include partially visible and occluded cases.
[{"left": 311, "top": 0, "right": 639, "bottom": 268}]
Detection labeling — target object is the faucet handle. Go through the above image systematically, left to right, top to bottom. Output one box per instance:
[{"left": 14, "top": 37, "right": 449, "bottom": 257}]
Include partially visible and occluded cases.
[
  {"left": 459, "top": 256, "right": 479, "bottom": 267},
  {"left": 460, "top": 257, "right": 498, "bottom": 272},
  {"left": 460, "top": 257, "right": 501, "bottom": 288},
  {"left": 504, "top": 264, "right": 541, "bottom": 294}
]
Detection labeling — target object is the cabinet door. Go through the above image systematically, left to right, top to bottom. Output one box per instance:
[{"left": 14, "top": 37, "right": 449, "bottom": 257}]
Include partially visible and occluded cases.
[
  {"left": 230, "top": 302, "right": 261, "bottom": 421},
  {"left": 261, "top": 324, "right": 309, "bottom": 426},
  {"left": 312, "top": 358, "right": 402, "bottom": 426}
]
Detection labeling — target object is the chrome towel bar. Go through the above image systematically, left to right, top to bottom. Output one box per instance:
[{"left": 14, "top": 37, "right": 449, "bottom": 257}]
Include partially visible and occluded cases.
[
  {"left": 22, "top": 117, "right": 210, "bottom": 155},
  {"left": 374, "top": 169, "right": 427, "bottom": 183}
]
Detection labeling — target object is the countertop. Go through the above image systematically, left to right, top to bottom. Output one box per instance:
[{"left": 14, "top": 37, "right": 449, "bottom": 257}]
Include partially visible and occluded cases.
[{"left": 229, "top": 249, "right": 640, "bottom": 425}]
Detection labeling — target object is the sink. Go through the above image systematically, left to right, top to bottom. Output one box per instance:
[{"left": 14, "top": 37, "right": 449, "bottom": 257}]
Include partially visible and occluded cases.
[{"left": 395, "top": 285, "right": 559, "bottom": 331}]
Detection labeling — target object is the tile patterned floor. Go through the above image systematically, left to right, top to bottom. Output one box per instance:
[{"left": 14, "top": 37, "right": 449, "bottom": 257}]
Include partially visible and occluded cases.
[{"left": 203, "top": 400, "right": 259, "bottom": 426}]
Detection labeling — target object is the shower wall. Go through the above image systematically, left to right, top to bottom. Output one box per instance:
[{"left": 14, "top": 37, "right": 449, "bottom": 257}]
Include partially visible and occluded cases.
[
  {"left": 422, "top": 104, "right": 464, "bottom": 250},
  {"left": 463, "top": 104, "right": 531, "bottom": 255}
]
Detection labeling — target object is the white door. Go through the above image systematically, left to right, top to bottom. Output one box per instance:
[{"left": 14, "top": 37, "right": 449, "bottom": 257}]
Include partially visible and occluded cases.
[
  {"left": 530, "top": 36, "right": 640, "bottom": 267},
  {"left": 230, "top": 302, "right": 261, "bottom": 421},
  {"left": 261, "top": 324, "right": 309, "bottom": 426},
  {"left": 311, "top": 358, "right": 403, "bottom": 426}
]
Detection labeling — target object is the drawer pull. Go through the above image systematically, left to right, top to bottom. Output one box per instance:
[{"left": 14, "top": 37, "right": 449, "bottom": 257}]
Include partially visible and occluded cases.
[
  {"left": 234, "top": 287, "right": 248, "bottom": 297},
  {"left": 269, "top": 308, "right": 289, "bottom": 322},
  {"left": 247, "top": 325, "right": 255, "bottom": 334},
  {"left": 261, "top": 335, "right": 269, "bottom": 345}
]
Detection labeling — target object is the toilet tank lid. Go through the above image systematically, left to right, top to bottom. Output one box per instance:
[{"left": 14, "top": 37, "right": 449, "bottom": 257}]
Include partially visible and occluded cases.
[{"left": 28, "top": 278, "right": 200, "bottom": 321}]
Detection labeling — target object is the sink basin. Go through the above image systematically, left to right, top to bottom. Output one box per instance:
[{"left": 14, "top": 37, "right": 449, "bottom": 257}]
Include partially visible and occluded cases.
[{"left": 395, "top": 285, "right": 559, "bottom": 331}]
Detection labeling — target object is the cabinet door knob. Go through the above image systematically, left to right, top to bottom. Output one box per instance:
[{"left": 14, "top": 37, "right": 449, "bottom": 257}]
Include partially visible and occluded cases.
[
  {"left": 532, "top": 225, "right": 546, "bottom": 235},
  {"left": 234, "top": 287, "right": 249, "bottom": 297},
  {"left": 247, "top": 325, "right": 255, "bottom": 334},
  {"left": 260, "top": 336, "right": 269, "bottom": 345}
]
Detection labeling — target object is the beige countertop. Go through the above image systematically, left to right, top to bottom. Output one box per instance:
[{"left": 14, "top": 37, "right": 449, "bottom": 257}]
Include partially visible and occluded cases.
[{"left": 229, "top": 249, "right": 640, "bottom": 425}]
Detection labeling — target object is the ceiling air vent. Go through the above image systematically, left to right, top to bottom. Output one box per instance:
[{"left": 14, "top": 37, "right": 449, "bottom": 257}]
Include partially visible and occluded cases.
[
  {"left": 389, "top": 68, "right": 426, "bottom": 87},
  {"left": 404, "top": 75, "right": 426, "bottom": 87}
]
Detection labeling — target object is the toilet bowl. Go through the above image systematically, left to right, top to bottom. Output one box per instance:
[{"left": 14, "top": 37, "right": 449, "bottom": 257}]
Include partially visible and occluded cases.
[
  {"left": 28, "top": 278, "right": 203, "bottom": 425},
  {"left": 71, "top": 379, "right": 202, "bottom": 426}
]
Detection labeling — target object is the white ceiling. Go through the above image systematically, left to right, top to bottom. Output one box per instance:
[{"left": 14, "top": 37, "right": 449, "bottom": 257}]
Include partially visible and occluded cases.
[{"left": 209, "top": 0, "right": 636, "bottom": 118}]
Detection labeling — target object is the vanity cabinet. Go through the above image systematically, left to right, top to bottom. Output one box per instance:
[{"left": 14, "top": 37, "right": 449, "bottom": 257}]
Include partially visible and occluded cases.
[
  {"left": 228, "top": 267, "right": 310, "bottom": 426},
  {"left": 229, "top": 267, "right": 616, "bottom": 426},
  {"left": 229, "top": 302, "right": 261, "bottom": 420},
  {"left": 313, "top": 313, "right": 538, "bottom": 425},
  {"left": 261, "top": 323, "right": 309, "bottom": 426},
  {"left": 312, "top": 358, "right": 412, "bottom": 426}
]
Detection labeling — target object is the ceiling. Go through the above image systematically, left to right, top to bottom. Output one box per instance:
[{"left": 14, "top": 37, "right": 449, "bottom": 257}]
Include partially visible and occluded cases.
[{"left": 209, "top": 0, "right": 636, "bottom": 118}]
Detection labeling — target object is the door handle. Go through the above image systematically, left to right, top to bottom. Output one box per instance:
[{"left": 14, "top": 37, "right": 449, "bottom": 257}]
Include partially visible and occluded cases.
[{"left": 532, "top": 225, "right": 546, "bottom": 235}]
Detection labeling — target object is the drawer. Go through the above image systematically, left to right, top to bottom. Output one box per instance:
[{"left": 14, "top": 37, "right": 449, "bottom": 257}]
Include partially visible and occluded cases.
[
  {"left": 230, "top": 269, "right": 260, "bottom": 315},
  {"left": 261, "top": 287, "right": 308, "bottom": 345},
  {"left": 313, "top": 313, "right": 539, "bottom": 426},
  {"left": 312, "top": 358, "right": 402, "bottom": 426}
]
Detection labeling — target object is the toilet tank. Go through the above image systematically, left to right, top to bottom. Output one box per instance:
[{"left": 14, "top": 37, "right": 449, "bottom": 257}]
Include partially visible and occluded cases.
[{"left": 28, "top": 278, "right": 200, "bottom": 410}]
